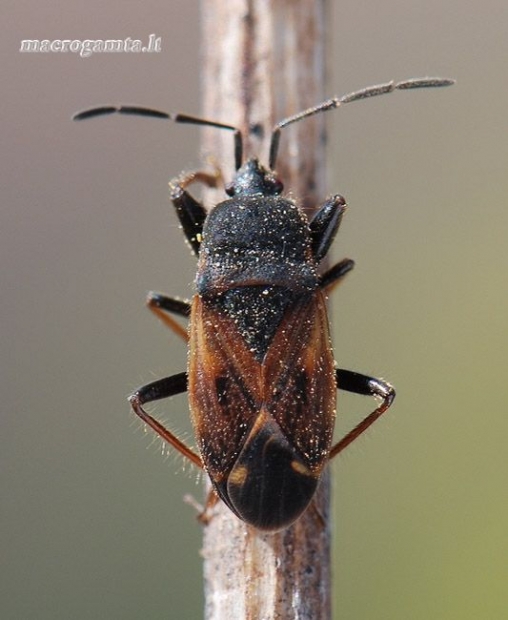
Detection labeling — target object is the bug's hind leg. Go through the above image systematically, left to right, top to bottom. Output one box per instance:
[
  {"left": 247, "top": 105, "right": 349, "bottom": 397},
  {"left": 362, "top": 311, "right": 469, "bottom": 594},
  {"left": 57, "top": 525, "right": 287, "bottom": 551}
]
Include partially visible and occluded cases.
[
  {"left": 330, "top": 369, "right": 395, "bottom": 458},
  {"left": 130, "top": 371, "right": 219, "bottom": 525},
  {"left": 129, "top": 372, "right": 202, "bottom": 468},
  {"left": 184, "top": 489, "right": 221, "bottom": 526}
]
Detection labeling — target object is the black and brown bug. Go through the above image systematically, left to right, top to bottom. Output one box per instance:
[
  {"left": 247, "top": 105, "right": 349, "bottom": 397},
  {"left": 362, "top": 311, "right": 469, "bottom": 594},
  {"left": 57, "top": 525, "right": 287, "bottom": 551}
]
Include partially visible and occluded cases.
[{"left": 74, "top": 77, "right": 454, "bottom": 531}]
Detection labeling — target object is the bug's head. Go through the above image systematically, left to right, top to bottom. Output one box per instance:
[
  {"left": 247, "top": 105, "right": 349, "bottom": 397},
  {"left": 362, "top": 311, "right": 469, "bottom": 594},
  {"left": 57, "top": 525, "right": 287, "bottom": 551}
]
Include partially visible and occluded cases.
[
  {"left": 73, "top": 77, "right": 454, "bottom": 204},
  {"left": 225, "top": 159, "right": 283, "bottom": 198}
]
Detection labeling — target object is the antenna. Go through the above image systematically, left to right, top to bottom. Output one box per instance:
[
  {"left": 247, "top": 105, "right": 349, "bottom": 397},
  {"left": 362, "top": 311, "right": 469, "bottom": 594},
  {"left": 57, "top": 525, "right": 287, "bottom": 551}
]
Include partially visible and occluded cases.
[
  {"left": 268, "top": 77, "right": 455, "bottom": 170},
  {"left": 73, "top": 105, "right": 244, "bottom": 171}
]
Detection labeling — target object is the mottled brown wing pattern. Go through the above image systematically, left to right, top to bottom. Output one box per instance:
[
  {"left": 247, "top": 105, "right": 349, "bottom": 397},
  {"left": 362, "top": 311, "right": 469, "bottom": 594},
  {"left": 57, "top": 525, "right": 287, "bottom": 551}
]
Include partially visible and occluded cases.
[
  {"left": 189, "top": 289, "right": 336, "bottom": 529},
  {"left": 190, "top": 290, "right": 336, "bottom": 482},
  {"left": 263, "top": 291, "right": 336, "bottom": 474},
  {"left": 188, "top": 295, "right": 263, "bottom": 481}
]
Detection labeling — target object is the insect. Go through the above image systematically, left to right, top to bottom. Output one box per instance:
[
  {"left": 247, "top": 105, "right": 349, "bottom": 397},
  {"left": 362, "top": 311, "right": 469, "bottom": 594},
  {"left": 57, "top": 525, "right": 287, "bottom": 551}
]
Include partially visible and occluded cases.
[{"left": 74, "top": 77, "right": 453, "bottom": 531}]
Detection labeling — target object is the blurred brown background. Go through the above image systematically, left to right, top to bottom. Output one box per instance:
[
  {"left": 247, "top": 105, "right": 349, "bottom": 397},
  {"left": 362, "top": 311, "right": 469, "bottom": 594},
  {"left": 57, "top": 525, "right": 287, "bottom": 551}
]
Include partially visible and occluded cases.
[{"left": 2, "top": 1, "right": 507, "bottom": 618}]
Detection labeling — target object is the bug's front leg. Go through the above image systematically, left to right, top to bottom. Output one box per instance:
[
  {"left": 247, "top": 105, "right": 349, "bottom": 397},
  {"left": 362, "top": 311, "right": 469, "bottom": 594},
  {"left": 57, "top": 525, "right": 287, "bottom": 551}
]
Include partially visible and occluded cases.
[
  {"left": 170, "top": 169, "right": 221, "bottom": 255},
  {"left": 309, "top": 194, "right": 347, "bottom": 261},
  {"left": 312, "top": 195, "right": 355, "bottom": 292},
  {"left": 330, "top": 369, "right": 396, "bottom": 458},
  {"left": 129, "top": 372, "right": 202, "bottom": 468}
]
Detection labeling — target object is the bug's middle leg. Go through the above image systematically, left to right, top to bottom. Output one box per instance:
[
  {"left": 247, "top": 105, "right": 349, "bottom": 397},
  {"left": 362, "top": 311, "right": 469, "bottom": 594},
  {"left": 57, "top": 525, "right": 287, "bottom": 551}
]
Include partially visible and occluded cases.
[
  {"left": 319, "top": 258, "right": 355, "bottom": 292},
  {"left": 146, "top": 292, "right": 190, "bottom": 343}
]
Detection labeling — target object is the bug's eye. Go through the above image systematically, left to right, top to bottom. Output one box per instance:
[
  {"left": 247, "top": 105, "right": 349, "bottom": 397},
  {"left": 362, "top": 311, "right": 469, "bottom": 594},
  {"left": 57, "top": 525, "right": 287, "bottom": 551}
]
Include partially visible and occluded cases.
[
  {"left": 272, "top": 178, "right": 283, "bottom": 194},
  {"left": 225, "top": 182, "right": 235, "bottom": 197}
]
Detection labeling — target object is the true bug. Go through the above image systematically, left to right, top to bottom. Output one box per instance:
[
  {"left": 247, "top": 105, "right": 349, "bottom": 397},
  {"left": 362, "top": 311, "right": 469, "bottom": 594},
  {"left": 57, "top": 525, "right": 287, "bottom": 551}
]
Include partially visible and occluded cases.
[{"left": 75, "top": 77, "right": 453, "bottom": 531}]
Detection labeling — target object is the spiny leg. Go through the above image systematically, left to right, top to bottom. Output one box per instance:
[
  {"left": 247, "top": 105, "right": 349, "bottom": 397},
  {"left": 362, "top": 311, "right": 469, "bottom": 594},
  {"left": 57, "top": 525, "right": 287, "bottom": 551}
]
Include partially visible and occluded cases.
[
  {"left": 146, "top": 292, "right": 190, "bottom": 343},
  {"left": 330, "top": 369, "right": 395, "bottom": 458},
  {"left": 129, "top": 372, "right": 202, "bottom": 468},
  {"left": 130, "top": 372, "right": 221, "bottom": 523}
]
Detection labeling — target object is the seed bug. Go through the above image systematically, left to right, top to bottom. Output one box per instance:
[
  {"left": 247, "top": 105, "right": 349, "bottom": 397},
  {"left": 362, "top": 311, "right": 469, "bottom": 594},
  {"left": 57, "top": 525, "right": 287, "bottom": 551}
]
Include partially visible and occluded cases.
[{"left": 74, "top": 77, "right": 454, "bottom": 531}]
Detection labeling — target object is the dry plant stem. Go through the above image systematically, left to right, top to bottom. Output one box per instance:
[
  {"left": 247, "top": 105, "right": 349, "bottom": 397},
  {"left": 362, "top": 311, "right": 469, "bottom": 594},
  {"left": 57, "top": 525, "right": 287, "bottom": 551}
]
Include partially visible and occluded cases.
[{"left": 200, "top": 1, "right": 332, "bottom": 619}]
